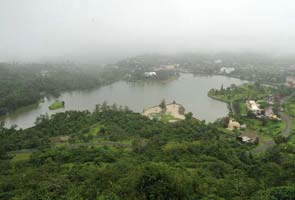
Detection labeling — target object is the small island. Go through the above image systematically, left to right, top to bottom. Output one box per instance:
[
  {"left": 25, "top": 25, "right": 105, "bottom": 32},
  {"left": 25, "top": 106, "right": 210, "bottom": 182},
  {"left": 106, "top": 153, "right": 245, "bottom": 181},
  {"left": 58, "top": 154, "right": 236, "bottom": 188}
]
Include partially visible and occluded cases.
[
  {"left": 143, "top": 100, "right": 185, "bottom": 123},
  {"left": 49, "top": 101, "right": 65, "bottom": 110}
]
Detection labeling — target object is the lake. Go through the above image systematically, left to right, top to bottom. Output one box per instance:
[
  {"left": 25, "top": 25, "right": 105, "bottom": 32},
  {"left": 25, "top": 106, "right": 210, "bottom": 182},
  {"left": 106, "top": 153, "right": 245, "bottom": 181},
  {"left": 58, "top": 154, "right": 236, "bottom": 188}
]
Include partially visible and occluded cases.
[{"left": 2, "top": 73, "right": 246, "bottom": 129}]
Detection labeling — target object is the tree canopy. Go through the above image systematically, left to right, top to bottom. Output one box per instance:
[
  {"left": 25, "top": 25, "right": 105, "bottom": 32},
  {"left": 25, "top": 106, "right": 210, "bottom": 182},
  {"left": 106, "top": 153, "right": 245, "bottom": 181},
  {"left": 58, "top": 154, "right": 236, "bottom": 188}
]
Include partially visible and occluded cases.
[{"left": 1, "top": 104, "right": 295, "bottom": 199}]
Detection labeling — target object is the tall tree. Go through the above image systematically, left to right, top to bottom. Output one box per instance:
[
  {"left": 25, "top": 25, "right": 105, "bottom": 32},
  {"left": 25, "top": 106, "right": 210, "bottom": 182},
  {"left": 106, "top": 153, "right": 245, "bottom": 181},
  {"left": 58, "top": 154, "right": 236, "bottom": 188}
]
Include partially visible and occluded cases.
[{"left": 159, "top": 99, "right": 166, "bottom": 113}]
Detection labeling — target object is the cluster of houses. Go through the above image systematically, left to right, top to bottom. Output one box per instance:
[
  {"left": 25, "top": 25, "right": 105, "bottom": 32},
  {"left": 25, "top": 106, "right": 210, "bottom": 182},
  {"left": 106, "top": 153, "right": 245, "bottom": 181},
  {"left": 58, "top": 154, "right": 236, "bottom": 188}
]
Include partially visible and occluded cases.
[
  {"left": 143, "top": 65, "right": 178, "bottom": 79},
  {"left": 220, "top": 67, "right": 235, "bottom": 74},
  {"left": 227, "top": 97, "right": 280, "bottom": 144},
  {"left": 246, "top": 99, "right": 279, "bottom": 120},
  {"left": 227, "top": 119, "right": 259, "bottom": 144}
]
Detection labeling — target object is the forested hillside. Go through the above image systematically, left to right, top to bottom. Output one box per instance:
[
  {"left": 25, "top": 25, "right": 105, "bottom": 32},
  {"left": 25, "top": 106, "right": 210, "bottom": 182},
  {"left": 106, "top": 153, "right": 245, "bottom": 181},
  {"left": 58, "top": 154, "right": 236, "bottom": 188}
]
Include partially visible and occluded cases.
[
  {"left": 0, "top": 63, "right": 125, "bottom": 115},
  {"left": 1, "top": 104, "right": 295, "bottom": 199}
]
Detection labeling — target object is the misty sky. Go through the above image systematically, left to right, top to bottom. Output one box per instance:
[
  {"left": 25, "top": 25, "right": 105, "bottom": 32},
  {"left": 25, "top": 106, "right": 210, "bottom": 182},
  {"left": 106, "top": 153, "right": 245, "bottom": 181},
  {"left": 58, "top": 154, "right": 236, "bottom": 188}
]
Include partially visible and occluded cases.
[{"left": 0, "top": 0, "right": 295, "bottom": 63}]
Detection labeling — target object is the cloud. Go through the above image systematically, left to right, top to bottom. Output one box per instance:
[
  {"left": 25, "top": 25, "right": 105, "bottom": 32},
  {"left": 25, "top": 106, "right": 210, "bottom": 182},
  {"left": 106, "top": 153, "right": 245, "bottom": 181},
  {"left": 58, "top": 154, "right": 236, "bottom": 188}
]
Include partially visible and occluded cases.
[{"left": 0, "top": 0, "right": 294, "bottom": 62}]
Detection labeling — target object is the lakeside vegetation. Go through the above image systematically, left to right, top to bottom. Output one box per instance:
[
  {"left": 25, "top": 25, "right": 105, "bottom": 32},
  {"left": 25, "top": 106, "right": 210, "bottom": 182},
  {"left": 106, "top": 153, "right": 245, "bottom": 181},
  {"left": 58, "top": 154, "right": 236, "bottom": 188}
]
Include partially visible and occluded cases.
[
  {"left": 0, "top": 63, "right": 126, "bottom": 116},
  {"left": 208, "top": 83, "right": 273, "bottom": 103},
  {"left": 1, "top": 104, "right": 295, "bottom": 199}
]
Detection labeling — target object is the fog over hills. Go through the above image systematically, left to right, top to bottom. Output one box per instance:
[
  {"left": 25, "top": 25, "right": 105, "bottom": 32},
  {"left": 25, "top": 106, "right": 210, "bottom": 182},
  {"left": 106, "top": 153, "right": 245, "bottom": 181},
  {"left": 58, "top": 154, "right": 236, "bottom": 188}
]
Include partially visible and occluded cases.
[{"left": 0, "top": 0, "right": 295, "bottom": 63}]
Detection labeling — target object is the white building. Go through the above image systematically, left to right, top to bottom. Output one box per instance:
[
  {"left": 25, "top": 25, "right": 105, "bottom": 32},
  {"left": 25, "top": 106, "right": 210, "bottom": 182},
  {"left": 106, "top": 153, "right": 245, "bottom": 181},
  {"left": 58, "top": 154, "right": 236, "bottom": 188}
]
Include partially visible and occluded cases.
[
  {"left": 220, "top": 67, "right": 235, "bottom": 74},
  {"left": 144, "top": 72, "right": 157, "bottom": 77},
  {"left": 247, "top": 100, "right": 261, "bottom": 115},
  {"left": 227, "top": 119, "right": 240, "bottom": 131}
]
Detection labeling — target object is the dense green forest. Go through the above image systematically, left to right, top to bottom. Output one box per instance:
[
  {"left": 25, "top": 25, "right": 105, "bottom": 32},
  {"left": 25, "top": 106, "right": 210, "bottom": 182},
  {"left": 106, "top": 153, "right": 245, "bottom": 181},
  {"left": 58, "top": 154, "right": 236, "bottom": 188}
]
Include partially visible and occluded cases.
[
  {"left": 0, "top": 63, "right": 125, "bottom": 115},
  {"left": 1, "top": 104, "right": 295, "bottom": 199}
]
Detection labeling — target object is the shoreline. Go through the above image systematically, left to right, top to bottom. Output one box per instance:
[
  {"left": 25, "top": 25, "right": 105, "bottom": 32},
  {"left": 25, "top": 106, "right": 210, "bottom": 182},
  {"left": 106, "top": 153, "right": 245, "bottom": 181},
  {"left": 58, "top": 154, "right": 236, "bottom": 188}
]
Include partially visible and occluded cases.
[{"left": 2, "top": 73, "right": 245, "bottom": 128}]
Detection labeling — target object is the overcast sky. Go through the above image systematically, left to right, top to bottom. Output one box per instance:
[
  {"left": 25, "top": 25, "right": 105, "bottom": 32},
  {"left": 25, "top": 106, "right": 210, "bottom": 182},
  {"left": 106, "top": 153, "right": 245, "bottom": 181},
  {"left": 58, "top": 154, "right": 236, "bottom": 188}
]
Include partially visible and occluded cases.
[{"left": 0, "top": 0, "right": 295, "bottom": 63}]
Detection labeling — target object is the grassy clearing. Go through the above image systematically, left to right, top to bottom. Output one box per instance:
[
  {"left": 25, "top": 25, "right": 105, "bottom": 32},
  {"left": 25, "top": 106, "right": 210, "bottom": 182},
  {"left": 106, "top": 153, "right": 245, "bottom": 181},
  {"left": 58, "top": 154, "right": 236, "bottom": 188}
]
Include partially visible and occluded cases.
[
  {"left": 49, "top": 101, "right": 65, "bottom": 110},
  {"left": 239, "top": 102, "right": 248, "bottom": 116},
  {"left": 284, "top": 102, "right": 295, "bottom": 117},
  {"left": 148, "top": 113, "right": 180, "bottom": 123},
  {"left": 149, "top": 113, "right": 161, "bottom": 120},
  {"left": 161, "top": 113, "right": 179, "bottom": 123},
  {"left": 241, "top": 118, "right": 285, "bottom": 137},
  {"left": 261, "top": 120, "right": 285, "bottom": 137},
  {"left": 50, "top": 122, "right": 133, "bottom": 150},
  {"left": 86, "top": 123, "right": 102, "bottom": 136},
  {"left": 257, "top": 134, "right": 273, "bottom": 148},
  {"left": 11, "top": 152, "right": 32, "bottom": 163}
]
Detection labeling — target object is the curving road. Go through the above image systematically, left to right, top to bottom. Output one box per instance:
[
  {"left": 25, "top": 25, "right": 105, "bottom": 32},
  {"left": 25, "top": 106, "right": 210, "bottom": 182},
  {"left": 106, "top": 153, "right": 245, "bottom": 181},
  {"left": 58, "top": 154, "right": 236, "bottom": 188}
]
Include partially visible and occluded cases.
[
  {"left": 278, "top": 92, "right": 294, "bottom": 138},
  {"left": 252, "top": 95, "right": 294, "bottom": 153},
  {"left": 252, "top": 112, "right": 292, "bottom": 154},
  {"left": 279, "top": 112, "right": 292, "bottom": 137}
]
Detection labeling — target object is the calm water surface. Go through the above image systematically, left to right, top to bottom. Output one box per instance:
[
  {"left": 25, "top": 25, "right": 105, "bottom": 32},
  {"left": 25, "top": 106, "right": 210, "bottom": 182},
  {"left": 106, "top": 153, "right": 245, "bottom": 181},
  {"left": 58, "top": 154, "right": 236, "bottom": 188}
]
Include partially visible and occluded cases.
[{"left": 3, "top": 73, "right": 246, "bottom": 128}]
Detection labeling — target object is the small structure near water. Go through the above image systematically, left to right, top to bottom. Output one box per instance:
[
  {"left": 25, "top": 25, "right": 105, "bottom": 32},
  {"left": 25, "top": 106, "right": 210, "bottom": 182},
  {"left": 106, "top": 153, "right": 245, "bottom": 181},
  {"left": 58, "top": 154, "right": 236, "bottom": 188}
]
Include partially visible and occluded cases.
[
  {"left": 49, "top": 101, "right": 65, "bottom": 110},
  {"left": 143, "top": 101, "right": 185, "bottom": 122},
  {"left": 227, "top": 119, "right": 240, "bottom": 130},
  {"left": 227, "top": 119, "right": 246, "bottom": 131}
]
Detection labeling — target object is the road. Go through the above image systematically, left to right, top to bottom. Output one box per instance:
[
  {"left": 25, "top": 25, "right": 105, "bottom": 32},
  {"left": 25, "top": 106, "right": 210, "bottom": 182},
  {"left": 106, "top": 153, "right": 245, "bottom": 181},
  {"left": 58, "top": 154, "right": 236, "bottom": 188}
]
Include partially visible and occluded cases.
[
  {"left": 277, "top": 92, "right": 294, "bottom": 138},
  {"left": 252, "top": 95, "right": 294, "bottom": 153},
  {"left": 230, "top": 102, "right": 236, "bottom": 115},
  {"left": 252, "top": 112, "right": 292, "bottom": 154},
  {"left": 279, "top": 112, "right": 293, "bottom": 137},
  {"left": 252, "top": 140, "right": 275, "bottom": 153}
]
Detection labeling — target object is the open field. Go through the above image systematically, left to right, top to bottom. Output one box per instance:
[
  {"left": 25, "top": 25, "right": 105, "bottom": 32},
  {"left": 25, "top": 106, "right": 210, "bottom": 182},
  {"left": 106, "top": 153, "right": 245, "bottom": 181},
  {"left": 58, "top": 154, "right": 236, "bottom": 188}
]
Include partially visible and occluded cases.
[{"left": 241, "top": 118, "right": 285, "bottom": 137}]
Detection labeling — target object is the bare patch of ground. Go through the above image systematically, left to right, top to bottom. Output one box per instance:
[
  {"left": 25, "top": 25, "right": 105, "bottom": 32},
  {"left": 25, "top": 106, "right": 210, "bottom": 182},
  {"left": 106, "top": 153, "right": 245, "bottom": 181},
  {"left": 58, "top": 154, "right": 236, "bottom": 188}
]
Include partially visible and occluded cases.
[{"left": 143, "top": 102, "right": 185, "bottom": 121}]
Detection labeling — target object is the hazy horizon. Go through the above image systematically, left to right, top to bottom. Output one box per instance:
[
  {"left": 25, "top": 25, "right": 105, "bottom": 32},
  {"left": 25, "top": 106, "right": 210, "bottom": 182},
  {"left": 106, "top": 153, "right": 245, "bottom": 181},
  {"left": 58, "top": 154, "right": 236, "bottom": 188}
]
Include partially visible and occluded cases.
[{"left": 1, "top": 0, "right": 295, "bottom": 63}]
